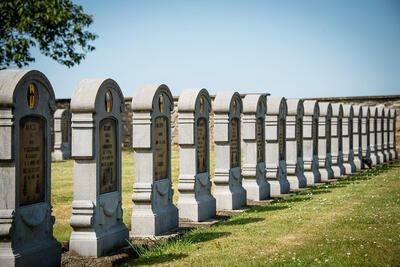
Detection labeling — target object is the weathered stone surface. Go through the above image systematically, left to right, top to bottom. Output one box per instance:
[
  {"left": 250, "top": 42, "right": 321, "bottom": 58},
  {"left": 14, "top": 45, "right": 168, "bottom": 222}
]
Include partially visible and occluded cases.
[
  {"left": 0, "top": 69, "right": 61, "bottom": 267},
  {"left": 318, "top": 102, "right": 334, "bottom": 181},
  {"left": 330, "top": 103, "right": 345, "bottom": 177},
  {"left": 341, "top": 104, "right": 356, "bottom": 173},
  {"left": 369, "top": 106, "right": 379, "bottom": 165}
]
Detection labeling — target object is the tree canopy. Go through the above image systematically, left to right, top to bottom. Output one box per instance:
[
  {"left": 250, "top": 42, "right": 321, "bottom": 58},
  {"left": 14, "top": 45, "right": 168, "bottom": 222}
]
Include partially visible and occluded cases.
[{"left": 0, "top": 0, "right": 97, "bottom": 69}]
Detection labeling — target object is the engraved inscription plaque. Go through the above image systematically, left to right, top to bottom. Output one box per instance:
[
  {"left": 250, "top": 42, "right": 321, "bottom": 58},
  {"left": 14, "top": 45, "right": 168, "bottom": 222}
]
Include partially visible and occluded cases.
[
  {"left": 19, "top": 116, "right": 45, "bottom": 206},
  {"left": 154, "top": 116, "right": 169, "bottom": 180},
  {"left": 296, "top": 117, "right": 303, "bottom": 157},
  {"left": 99, "top": 118, "right": 117, "bottom": 194},
  {"left": 197, "top": 118, "right": 208, "bottom": 173},
  {"left": 230, "top": 118, "right": 240, "bottom": 168},
  {"left": 256, "top": 118, "right": 264, "bottom": 163},
  {"left": 279, "top": 118, "right": 285, "bottom": 160},
  {"left": 313, "top": 118, "right": 318, "bottom": 155}
]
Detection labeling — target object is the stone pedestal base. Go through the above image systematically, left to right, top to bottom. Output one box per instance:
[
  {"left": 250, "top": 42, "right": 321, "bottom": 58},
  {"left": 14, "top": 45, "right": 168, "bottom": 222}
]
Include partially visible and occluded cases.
[
  {"left": 53, "top": 150, "right": 64, "bottom": 161},
  {"left": 382, "top": 152, "right": 389, "bottom": 163},
  {"left": 370, "top": 153, "right": 378, "bottom": 165},
  {"left": 352, "top": 158, "right": 361, "bottom": 171},
  {"left": 342, "top": 163, "right": 352, "bottom": 175},
  {"left": 331, "top": 165, "right": 342, "bottom": 178},
  {"left": 319, "top": 168, "right": 332, "bottom": 182},
  {"left": 303, "top": 171, "right": 315, "bottom": 186},
  {"left": 287, "top": 174, "right": 307, "bottom": 191},
  {"left": 242, "top": 179, "right": 269, "bottom": 201},
  {"left": 268, "top": 179, "right": 290, "bottom": 197},
  {"left": 215, "top": 187, "right": 247, "bottom": 211},
  {"left": 178, "top": 196, "right": 216, "bottom": 222},
  {"left": 131, "top": 204, "right": 178, "bottom": 237},
  {"left": 69, "top": 223, "right": 128, "bottom": 257},
  {"left": 0, "top": 238, "right": 61, "bottom": 267}
]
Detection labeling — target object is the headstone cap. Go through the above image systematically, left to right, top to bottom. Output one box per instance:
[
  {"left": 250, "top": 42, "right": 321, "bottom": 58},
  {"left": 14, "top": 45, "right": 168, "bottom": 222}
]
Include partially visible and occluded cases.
[
  {"left": 0, "top": 69, "right": 55, "bottom": 108},
  {"left": 71, "top": 78, "right": 124, "bottom": 113},
  {"left": 132, "top": 84, "right": 173, "bottom": 111},
  {"left": 178, "top": 88, "right": 211, "bottom": 112},
  {"left": 213, "top": 91, "right": 242, "bottom": 113},
  {"left": 242, "top": 93, "right": 266, "bottom": 114},
  {"left": 266, "top": 96, "right": 287, "bottom": 115},
  {"left": 286, "top": 99, "right": 303, "bottom": 116},
  {"left": 303, "top": 100, "right": 319, "bottom": 116},
  {"left": 318, "top": 102, "right": 332, "bottom": 117},
  {"left": 331, "top": 103, "right": 343, "bottom": 117},
  {"left": 342, "top": 104, "right": 353, "bottom": 117},
  {"left": 352, "top": 104, "right": 362, "bottom": 117},
  {"left": 361, "top": 106, "right": 370, "bottom": 117},
  {"left": 54, "top": 108, "right": 69, "bottom": 119},
  {"left": 389, "top": 108, "right": 396, "bottom": 118}
]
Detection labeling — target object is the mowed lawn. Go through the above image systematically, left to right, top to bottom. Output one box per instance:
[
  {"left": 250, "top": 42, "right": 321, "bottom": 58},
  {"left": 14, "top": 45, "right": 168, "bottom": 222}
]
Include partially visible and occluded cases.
[{"left": 52, "top": 151, "right": 400, "bottom": 266}]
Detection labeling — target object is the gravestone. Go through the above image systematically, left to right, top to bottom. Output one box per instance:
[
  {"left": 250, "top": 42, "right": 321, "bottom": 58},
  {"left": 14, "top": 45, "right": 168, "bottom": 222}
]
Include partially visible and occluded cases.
[
  {"left": 0, "top": 70, "right": 61, "bottom": 267},
  {"left": 69, "top": 79, "right": 128, "bottom": 257},
  {"left": 131, "top": 84, "right": 178, "bottom": 236},
  {"left": 177, "top": 88, "right": 216, "bottom": 221},
  {"left": 213, "top": 92, "right": 247, "bottom": 210},
  {"left": 242, "top": 94, "right": 269, "bottom": 201},
  {"left": 265, "top": 97, "right": 290, "bottom": 196},
  {"left": 285, "top": 99, "right": 307, "bottom": 190},
  {"left": 302, "top": 100, "right": 321, "bottom": 186},
  {"left": 317, "top": 102, "right": 334, "bottom": 181},
  {"left": 330, "top": 104, "right": 345, "bottom": 177},
  {"left": 341, "top": 105, "right": 355, "bottom": 173},
  {"left": 352, "top": 105, "right": 363, "bottom": 169},
  {"left": 360, "top": 106, "right": 371, "bottom": 169},
  {"left": 369, "top": 106, "right": 378, "bottom": 165},
  {"left": 375, "top": 106, "right": 384, "bottom": 164},
  {"left": 53, "top": 108, "right": 71, "bottom": 161},
  {"left": 381, "top": 108, "right": 389, "bottom": 163},
  {"left": 386, "top": 108, "right": 394, "bottom": 161},
  {"left": 388, "top": 108, "right": 397, "bottom": 160}
]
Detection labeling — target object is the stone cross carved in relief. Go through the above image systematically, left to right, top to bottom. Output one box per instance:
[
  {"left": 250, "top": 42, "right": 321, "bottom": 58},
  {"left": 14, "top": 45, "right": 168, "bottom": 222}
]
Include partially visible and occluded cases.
[
  {"left": 0, "top": 70, "right": 61, "bottom": 267},
  {"left": 69, "top": 78, "right": 128, "bottom": 257},
  {"left": 131, "top": 84, "right": 178, "bottom": 236},
  {"left": 177, "top": 88, "right": 216, "bottom": 221},
  {"left": 213, "top": 91, "right": 247, "bottom": 210},
  {"left": 242, "top": 93, "right": 269, "bottom": 201},
  {"left": 265, "top": 97, "right": 290, "bottom": 196},
  {"left": 285, "top": 99, "right": 307, "bottom": 190},
  {"left": 302, "top": 100, "right": 321, "bottom": 186},
  {"left": 317, "top": 102, "right": 334, "bottom": 181}
]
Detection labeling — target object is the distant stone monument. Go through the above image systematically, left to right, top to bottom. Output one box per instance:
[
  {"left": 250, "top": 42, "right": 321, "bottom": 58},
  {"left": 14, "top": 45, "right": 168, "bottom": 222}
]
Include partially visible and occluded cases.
[
  {"left": 0, "top": 70, "right": 61, "bottom": 267},
  {"left": 69, "top": 79, "right": 128, "bottom": 257},
  {"left": 131, "top": 84, "right": 178, "bottom": 236},
  {"left": 177, "top": 88, "right": 216, "bottom": 221},
  {"left": 213, "top": 92, "right": 247, "bottom": 210},
  {"left": 242, "top": 94, "right": 269, "bottom": 201},
  {"left": 265, "top": 97, "right": 290, "bottom": 196},
  {"left": 286, "top": 99, "right": 307, "bottom": 190},
  {"left": 302, "top": 100, "right": 321, "bottom": 186},
  {"left": 318, "top": 103, "right": 334, "bottom": 181},
  {"left": 330, "top": 104, "right": 345, "bottom": 177},
  {"left": 341, "top": 104, "right": 355, "bottom": 173},
  {"left": 352, "top": 105, "right": 363, "bottom": 169},
  {"left": 360, "top": 106, "right": 371, "bottom": 169},
  {"left": 369, "top": 106, "right": 378, "bottom": 165},
  {"left": 53, "top": 108, "right": 71, "bottom": 161},
  {"left": 388, "top": 108, "right": 397, "bottom": 160}
]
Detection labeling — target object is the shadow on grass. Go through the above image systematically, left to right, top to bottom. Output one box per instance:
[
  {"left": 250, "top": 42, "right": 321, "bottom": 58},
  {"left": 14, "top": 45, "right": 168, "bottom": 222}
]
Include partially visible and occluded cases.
[
  {"left": 247, "top": 204, "right": 290, "bottom": 213},
  {"left": 220, "top": 217, "right": 264, "bottom": 226},
  {"left": 186, "top": 231, "right": 231, "bottom": 243},
  {"left": 127, "top": 253, "right": 188, "bottom": 266}
]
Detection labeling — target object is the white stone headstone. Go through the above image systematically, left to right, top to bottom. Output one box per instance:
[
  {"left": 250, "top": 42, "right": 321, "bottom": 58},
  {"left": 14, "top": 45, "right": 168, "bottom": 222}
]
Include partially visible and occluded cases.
[
  {"left": 0, "top": 70, "right": 61, "bottom": 267},
  {"left": 69, "top": 79, "right": 128, "bottom": 257},
  {"left": 131, "top": 84, "right": 178, "bottom": 236},
  {"left": 177, "top": 88, "right": 216, "bottom": 221},
  {"left": 213, "top": 91, "right": 247, "bottom": 210},
  {"left": 242, "top": 94, "right": 269, "bottom": 201},
  {"left": 265, "top": 97, "right": 290, "bottom": 196},
  {"left": 286, "top": 99, "right": 307, "bottom": 190},
  {"left": 302, "top": 100, "right": 321, "bottom": 185},
  {"left": 318, "top": 102, "right": 334, "bottom": 181},
  {"left": 330, "top": 104, "right": 345, "bottom": 177},
  {"left": 341, "top": 105, "right": 356, "bottom": 173},
  {"left": 352, "top": 105, "right": 363, "bottom": 169},
  {"left": 360, "top": 106, "right": 371, "bottom": 169},
  {"left": 369, "top": 106, "right": 378, "bottom": 165},
  {"left": 375, "top": 106, "right": 385, "bottom": 164},
  {"left": 53, "top": 108, "right": 71, "bottom": 161},
  {"left": 382, "top": 108, "right": 390, "bottom": 162},
  {"left": 385, "top": 108, "right": 394, "bottom": 161},
  {"left": 389, "top": 108, "right": 397, "bottom": 160}
]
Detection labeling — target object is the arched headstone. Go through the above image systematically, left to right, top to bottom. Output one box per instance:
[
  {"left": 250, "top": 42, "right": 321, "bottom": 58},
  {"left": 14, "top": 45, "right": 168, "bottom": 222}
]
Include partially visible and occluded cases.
[
  {"left": 0, "top": 70, "right": 61, "bottom": 267},
  {"left": 69, "top": 79, "right": 128, "bottom": 257},
  {"left": 131, "top": 84, "right": 178, "bottom": 236},
  {"left": 177, "top": 88, "right": 216, "bottom": 221},
  {"left": 213, "top": 92, "right": 246, "bottom": 210},
  {"left": 242, "top": 94, "right": 269, "bottom": 201},
  {"left": 265, "top": 97, "right": 290, "bottom": 196},
  {"left": 286, "top": 99, "right": 307, "bottom": 190},
  {"left": 302, "top": 100, "right": 321, "bottom": 185},
  {"left": 318, "top": 102, "right": 334, "bottom": 181},
  {"left": 331, "top": 104, "right": 345, "bottom": 177},
  {"left": 342, "top": 105, "right": 355, "bottom": 173},
  {"left": 352, "top": 105, "right": 363, "bottom": 169},
  {"left": 360, "top": 106, "right": 371, "bottom": 169},
  {"left": 369, "top": 106, "right": 378, "bottom": 165},
  {"left": 375, "top": 106, "right": 384, "bottom": 164},
  {"left": 53, "top": 108, "right": 72, "bottom": 161},
  {"left": 389, "top": 108, "right": 397, "bottom": 160}
]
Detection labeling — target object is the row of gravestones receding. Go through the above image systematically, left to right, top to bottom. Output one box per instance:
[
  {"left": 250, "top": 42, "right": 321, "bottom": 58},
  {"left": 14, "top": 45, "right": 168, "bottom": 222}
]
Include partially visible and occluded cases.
[{"left": 0, "top": 70, "right": 397, "bottom": 266}]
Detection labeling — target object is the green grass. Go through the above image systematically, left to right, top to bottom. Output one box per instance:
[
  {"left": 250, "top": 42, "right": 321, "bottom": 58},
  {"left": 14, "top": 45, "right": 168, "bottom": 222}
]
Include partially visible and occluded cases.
[{"left": 52, "top": 152, "right": 400, "bottom": 266}]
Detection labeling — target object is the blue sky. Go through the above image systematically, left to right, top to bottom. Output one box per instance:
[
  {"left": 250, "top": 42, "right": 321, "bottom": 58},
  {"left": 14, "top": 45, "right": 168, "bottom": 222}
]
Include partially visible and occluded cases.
[{"left": 30, "top": 0, "right": 400, "bottom": 99}]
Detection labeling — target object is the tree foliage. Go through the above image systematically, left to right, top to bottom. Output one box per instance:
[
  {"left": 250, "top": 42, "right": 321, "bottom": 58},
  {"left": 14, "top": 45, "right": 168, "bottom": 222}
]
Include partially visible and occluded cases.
[{"left": 0, "top": 0, "right": 97, "bottom": 69}]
